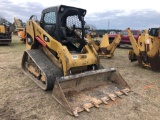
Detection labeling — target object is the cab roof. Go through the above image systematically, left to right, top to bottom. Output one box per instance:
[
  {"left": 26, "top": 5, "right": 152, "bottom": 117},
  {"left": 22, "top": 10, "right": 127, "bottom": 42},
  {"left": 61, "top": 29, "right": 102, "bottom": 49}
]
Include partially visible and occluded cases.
[{"left": 42, "top": 5, "right": 87, "bottom": 16}]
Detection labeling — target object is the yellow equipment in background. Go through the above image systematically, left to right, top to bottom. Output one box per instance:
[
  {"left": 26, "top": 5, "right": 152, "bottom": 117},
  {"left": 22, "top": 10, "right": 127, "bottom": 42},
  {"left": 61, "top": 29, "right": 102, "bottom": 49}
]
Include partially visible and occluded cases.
[
  {"left": 21, "top": 5, "right": 131, "bottom": 116},
  {"left": 14, "top": 17, "right": 26, "bottom": 42},
  {"left": 14, "top": 17, "right": 25, "bottom": 31},
  {"left": 0, "top": 23, "right": 12, "bottom": 44},
  {"left": 127, "top": 28, "right": 160, "bottom": 71},
  {"left": 18, "top": 30, "right": 26, "bottom": 42},
  {"left": 86, "top": 33, "right": 121, "bottom": 58}
]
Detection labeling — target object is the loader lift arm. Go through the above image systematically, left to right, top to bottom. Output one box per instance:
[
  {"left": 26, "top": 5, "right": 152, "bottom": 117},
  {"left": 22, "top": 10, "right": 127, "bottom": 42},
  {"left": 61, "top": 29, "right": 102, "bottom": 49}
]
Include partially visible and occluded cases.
[
  {"left": 126, "top": 28, "right": 140, "bottom": 56},
  {"left": 86, "top": 33, "right": 121, "bottom": 58}
]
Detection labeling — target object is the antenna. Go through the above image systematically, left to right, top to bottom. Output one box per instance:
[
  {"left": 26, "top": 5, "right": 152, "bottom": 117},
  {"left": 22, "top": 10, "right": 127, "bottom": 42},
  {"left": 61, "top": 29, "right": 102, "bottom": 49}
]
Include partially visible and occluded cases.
[{"left": 108, "top": 19, "right": 110, "bottom": 33}]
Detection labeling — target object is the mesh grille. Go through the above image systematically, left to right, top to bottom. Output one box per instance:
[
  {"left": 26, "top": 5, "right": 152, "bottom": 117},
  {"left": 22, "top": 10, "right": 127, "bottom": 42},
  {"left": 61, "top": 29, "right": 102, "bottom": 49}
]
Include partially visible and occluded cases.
[
  {"left": 44, "top": 12, "right": 56, "bottom": 24},
  {"left": 66, "top": 15, "right": 81, "bottom": 28}
]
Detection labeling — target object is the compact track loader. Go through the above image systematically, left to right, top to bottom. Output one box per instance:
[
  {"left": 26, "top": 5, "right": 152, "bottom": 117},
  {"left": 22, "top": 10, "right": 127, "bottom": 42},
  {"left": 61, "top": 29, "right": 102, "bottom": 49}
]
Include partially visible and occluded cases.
[
  {"left": 22, "top": 5, "right": 131, "bottom": 116},
  {"left": 0, "top": 23, "right": 12, "bottom": 44},
  {"left": 127, "top": 28, "right": 160, "bottom": 71},
  {"left": 86, "top": 33, "right": 121, "bottom": 58}
]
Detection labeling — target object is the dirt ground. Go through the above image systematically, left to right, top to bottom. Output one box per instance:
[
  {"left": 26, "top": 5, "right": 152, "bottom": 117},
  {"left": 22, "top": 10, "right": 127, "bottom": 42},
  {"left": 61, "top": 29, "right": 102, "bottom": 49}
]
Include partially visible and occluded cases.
[{"left": 0, "top": 35, "right": 160, "bottom": 120}]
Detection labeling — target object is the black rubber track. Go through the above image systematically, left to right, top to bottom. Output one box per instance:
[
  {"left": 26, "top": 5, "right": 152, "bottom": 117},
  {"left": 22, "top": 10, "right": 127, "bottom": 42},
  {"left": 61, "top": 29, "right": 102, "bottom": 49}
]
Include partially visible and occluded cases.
[{"left": 21, "top": 49, "right": 62, "bottom": 90}]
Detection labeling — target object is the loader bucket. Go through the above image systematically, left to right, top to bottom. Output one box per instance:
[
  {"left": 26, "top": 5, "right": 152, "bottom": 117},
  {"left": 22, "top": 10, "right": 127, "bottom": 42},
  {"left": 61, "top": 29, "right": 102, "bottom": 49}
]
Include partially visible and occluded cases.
[{"left": 52, "top": 68, "right": 131, "bottom": 116}]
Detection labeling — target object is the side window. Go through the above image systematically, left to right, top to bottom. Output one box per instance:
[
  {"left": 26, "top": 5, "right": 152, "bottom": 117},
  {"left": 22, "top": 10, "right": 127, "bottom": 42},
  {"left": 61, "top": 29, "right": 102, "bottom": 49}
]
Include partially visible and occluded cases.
[
  {"left": 44, "top": 12, "right": 56, "bottom": 24},
  {"left": 66, "top": 15, "right": 82, "bottom": 28},
  {"left": 132, "top": 31, "right": 137, "bottom": 35}
]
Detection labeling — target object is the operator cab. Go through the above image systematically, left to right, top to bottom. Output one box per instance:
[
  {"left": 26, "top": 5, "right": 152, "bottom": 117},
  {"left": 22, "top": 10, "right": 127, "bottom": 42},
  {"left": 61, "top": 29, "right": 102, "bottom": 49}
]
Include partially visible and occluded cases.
[{"left": 40, "top": 5, "right": 87, "bottom": 52}]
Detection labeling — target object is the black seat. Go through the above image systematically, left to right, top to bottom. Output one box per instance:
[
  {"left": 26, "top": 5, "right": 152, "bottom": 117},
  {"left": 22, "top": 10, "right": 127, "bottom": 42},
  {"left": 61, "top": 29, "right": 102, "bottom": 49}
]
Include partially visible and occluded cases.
[
  {"left": 61, "top": 27, "right": 78, "bottom": 51},
  {"left": 61, "top": 27, "right": 67, "bottom": 40}
]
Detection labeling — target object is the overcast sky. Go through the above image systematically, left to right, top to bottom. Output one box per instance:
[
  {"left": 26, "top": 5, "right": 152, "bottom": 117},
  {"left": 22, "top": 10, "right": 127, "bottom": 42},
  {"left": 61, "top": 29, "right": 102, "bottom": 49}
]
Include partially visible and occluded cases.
[{"left": 0, "top": 0, "right": 160, "bottom": 30}]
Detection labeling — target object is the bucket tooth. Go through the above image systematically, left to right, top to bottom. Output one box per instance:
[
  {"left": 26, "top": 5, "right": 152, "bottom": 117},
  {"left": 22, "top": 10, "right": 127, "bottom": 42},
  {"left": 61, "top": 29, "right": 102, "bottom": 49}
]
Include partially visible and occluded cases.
[
  {"left": 121, "top": 88, "right": 131, "bottom": 96},
  {"left": 125, "top": 88, "right": 131, "bottom": 92},
  {"left": 115, "top": 91, "right": 123, "bottom": 98},
  {"left": 121, "top": 91, "right": 128, "bottom": 95},
  {"left": 108, "top": 93, "right": 116, "bottom": 101},
  {"left": 101, "top": 97, "right": 109, "bottom": 104},
  {"left": 91, "top": 98, "right": 101, "bottom": 108},
  {"left": 91, "top": 102, "right": 99, "bottom": 108},
  {"left": 82, "top": 104, "right": 91, "bottom": 112},
  {"left": 84, "top": 107, "right": 90, "bottom": 112},
  {"left": 72, "top": 108, "right": 79, "bottom": 117}
]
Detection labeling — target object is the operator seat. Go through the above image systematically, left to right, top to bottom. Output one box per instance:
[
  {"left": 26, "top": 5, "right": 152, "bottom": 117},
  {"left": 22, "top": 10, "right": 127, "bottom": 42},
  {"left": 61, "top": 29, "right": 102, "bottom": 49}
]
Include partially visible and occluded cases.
[
  {"left": 61, "top": 26, "right": 78, "bottom": 51},
  {"left": 61, "top": 27, "right": 67, "bottom": 41}
]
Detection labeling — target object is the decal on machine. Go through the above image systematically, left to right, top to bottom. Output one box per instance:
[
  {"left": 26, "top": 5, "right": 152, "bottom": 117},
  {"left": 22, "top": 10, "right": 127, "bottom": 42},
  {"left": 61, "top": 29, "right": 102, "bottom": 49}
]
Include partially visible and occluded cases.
[{"left": 72, "top": 55, "right": 78, "bottom": 59}]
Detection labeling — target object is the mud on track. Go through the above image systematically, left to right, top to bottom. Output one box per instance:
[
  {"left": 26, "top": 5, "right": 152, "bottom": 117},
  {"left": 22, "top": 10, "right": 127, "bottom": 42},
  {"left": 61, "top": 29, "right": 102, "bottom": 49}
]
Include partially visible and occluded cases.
[{"left": 0, "top": 35, "right": 160, "bottom": 120}]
